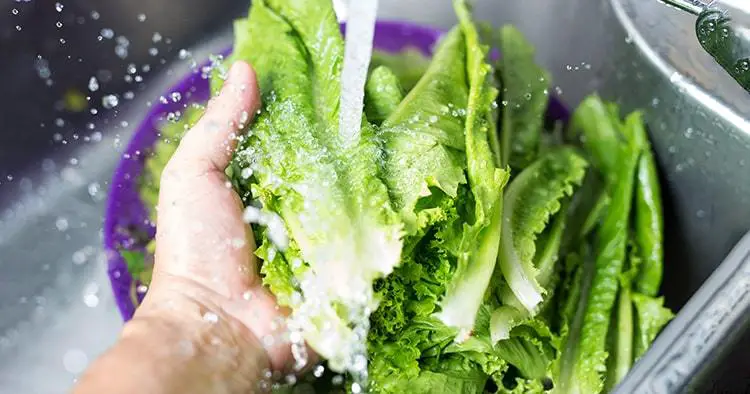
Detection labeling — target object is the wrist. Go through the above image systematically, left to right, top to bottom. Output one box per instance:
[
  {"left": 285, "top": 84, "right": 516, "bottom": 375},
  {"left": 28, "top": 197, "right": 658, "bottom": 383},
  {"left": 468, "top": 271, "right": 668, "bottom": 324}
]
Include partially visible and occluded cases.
[
  {"left": 135, "top": 273, "right": 298, "bottom": 373},
  {"left": 124, "top": 307, "right": 272, "bottom": 393}
]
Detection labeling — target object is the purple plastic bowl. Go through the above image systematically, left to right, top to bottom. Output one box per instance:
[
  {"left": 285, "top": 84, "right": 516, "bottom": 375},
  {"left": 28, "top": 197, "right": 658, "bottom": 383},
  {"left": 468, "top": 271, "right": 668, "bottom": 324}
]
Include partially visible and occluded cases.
[{"left": 104, "top": 20, "right": 571, "bottom": 322}]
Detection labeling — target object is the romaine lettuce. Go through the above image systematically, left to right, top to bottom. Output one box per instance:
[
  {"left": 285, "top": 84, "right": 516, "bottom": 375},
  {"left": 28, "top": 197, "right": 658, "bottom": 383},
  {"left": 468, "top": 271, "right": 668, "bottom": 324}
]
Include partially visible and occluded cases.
[{"left": 125, "top": 1, "right": 673, "bottom": 391}]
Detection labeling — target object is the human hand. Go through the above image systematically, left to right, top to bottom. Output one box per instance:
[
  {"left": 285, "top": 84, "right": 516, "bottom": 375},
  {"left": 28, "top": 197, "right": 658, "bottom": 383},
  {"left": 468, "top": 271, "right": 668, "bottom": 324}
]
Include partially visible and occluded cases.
[{"left": 75, "top": 61, "right": 301, "bottom": 394}]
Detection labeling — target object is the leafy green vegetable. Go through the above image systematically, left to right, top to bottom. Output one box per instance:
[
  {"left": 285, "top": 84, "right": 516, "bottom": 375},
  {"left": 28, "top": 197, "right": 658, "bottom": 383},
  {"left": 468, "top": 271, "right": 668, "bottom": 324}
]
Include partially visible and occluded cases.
[
  {"left": 227, "top": 0, "right": 404, "bottom": 370},
  {"left": 435, "top": 0, "right": 508, "bottom": 337},
  {"left": 125, "top": 2, "right": 673, "bottom": 391},
  {"left": 496, "top": 26, "right": 552, "bottom": 170},
  {"left": 378, "top": 27, "right": 469, "bottom": 233},
  {"left": 371, "top": 48, "right": 432, "bottom": 93},
  {"left": 365, "top": 66, "right": 404, "bottom": 125},
  {"left": 558, "top": 98, "right": 645, "bottom": 393},
  {"left": 633, "top": 134, "right": 664, "bottom": 297},
  {"left": 498, "top": 147, "right": 588, "bottom": 313},
  {"left": 552, "top": 244, "right": 596, "bottom": 394},
  {"left": 121, "top": 249, "right": 150, "bottom": 283},
  {"left": 604, "top": 284, "right": 633, "bottom": 391},
  {"left": 632, "top": 292, "right": 673, "bottom": 360},
  {"left": 389, "top": 366, "right": 488, "bottom": 394}
]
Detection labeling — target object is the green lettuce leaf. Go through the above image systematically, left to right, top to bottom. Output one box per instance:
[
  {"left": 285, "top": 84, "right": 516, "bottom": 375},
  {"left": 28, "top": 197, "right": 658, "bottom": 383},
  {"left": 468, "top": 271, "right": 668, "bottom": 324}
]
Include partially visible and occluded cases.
[
  {"left": 226, "top": 0, "right": 403, "bottom": 370},
  {"left": 436, "top": 0, "right": 508, "bottom": 338},
  {"left": 497, "top": 25, "right": 552, "bottom": 170},
  {"left": 379, "top": 27, "right": 469, "bottom": 234},
  {"left": 371, "top": 48, "right": 431, "bottom": 93},
  {"left": 365, "top": 65, "right": 404, "bottom": 125},
  {"left": 563, "top": 97, "right": 644, "bottom": 394},
  {"left": 633, "top": 133, "right": 664, "bottom": 297},
  {"left": 498, "top": 147, "right": 588, "bottom": 313},
  {"left": 550, "top": 243, "right": 595, "bottom": 394},
  {"left": 121, "top": 249, "right": 151, "bottom": 285},
  {"left": 604, "top": 284, "right": 633, "bottom": 391},
  {"left": 632, "top": 292, "right": 673, "bottom": 360},
  {"left": 495, "top": 322, "right": 557, "bottom": 381},
  {"left": 497, "top": 377, "right": 549, "bottom": 394}
]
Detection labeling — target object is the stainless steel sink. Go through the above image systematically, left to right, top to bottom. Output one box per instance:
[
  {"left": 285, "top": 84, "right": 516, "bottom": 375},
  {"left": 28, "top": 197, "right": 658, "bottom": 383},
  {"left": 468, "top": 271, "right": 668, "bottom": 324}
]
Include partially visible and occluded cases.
[{"left": 0, "top": 0, "right": 748, "bottom": 393}]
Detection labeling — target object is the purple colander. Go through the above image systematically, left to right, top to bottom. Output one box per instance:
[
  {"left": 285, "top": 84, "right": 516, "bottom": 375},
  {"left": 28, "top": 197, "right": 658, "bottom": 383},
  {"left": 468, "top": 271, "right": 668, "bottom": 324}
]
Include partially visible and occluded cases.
[{"left": 103, "top": 20, "right": 571, "bottom": 322}]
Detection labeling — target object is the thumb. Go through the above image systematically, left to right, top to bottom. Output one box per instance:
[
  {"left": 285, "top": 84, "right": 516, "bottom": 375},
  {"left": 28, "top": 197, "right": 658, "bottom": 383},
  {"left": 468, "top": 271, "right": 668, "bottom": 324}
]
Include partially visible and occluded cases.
[
  {"left": 154, "top": 60, "right": 262, "bottom": 298},
  {"left": 170, "top": 61, "right": 260, "bottom": 172}
]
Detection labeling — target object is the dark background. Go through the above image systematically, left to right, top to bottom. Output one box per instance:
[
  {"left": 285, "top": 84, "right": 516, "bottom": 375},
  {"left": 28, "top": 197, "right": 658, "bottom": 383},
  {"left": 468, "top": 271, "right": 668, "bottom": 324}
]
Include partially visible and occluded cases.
[{"left": 0, "top": 0, "right": 246, "bottom": 186}]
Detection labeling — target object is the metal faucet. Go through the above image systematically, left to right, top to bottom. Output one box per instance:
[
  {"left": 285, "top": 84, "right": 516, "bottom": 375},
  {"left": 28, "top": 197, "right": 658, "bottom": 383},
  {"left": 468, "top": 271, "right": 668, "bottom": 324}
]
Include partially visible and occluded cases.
[
  {"left": 658, "top": 0, "right": 750, "bottom": 91},
  {"left": 659, "top": 0, "right": 708, "bottom": 15}
]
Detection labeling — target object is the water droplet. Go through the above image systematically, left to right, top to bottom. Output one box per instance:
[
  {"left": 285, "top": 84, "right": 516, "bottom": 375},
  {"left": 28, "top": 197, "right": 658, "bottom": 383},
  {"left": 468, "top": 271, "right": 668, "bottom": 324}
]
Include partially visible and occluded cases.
[
  {"left": 55, "top": 2, "right": 64, "bottom": 12},
  {"left": 12, "top": 8, "right": 19, "bottom": 15},
  {"left": 90, "top": 10, "right": 100, "bottom": 20},
  {"left": 137, "top": 13, "right": 146, "bottom": 22},
  {"left": 56, "top": 21, "right": 63, "bottom": 28},
  {"left": 15, "top": 25, "right": 22, "bottom": 31},
  {"left": 100, "top": 28, "right": 114, "bottom": 39},
  {"left": 152, "top": 32, "right": 162, "bottom": 43},
  {"left": 115, "top": 46, "right": 128, "bottom": 59},
  {"left": 148, "top": 47, "right": 159, "bottom": 56},
  {"left": 178, "top": 49, "right": 191, "bottom": 59},
  {"left": 126, "top": 63, "right": 136, "bottom": 74},
  {"left": 134, "top": 75, "right": 143, "bottom": 82},
  {"left": 88, "top": 77, "right": 99, "bottom": 92},
  {"left": 123, "top": 91, "right": 135, "bottom": 100},
  {"left": 170, "top": 92, "right": 181, "bottom": 102},
  {"left": 102, "top": 94, "right": 119, "bottom": 109},
  {"left": 55, "top": 118, "right": 65, "bottom": 127},
  {"left": 684, "top": 127, "right": 694, "bottom": 139},
  {"left": 240, "top": 167, "right": 254, "bottom": 179},
  {"left": 87, "top": 182, "right": 101, "bottom": 199},
  {"left": 696, "top": 209, "right": 706, "bottom": 218},
  {"left": 56, "top": 217, "right": 69, "bottom": 231},
  {"left": 72, "top": 251, "right": 87, "bottom": 265},
  {"left": 82, "top": 282, "right": 99, "bottom": 307},
  {"left": 203, "top": 311, "right": 218, "bottom": 323},
  {"left": 62, "top": 349, "right": 88, "bottom": 373},
  {"left": 313, "top": 365, "right": 325, "bottom": 378}
]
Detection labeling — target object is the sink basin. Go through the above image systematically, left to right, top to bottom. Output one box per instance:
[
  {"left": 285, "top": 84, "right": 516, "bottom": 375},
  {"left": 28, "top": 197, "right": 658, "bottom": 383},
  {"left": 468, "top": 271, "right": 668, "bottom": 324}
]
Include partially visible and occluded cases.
[{"left": 0, "top": 0, "right": 748, "bottom": 393}]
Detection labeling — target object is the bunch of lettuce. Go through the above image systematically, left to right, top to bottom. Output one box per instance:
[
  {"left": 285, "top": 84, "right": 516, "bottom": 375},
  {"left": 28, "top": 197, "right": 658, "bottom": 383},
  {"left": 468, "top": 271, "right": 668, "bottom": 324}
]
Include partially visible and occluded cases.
[{"left": 126, "top": 0, "right": 674, "bottom": 392}]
